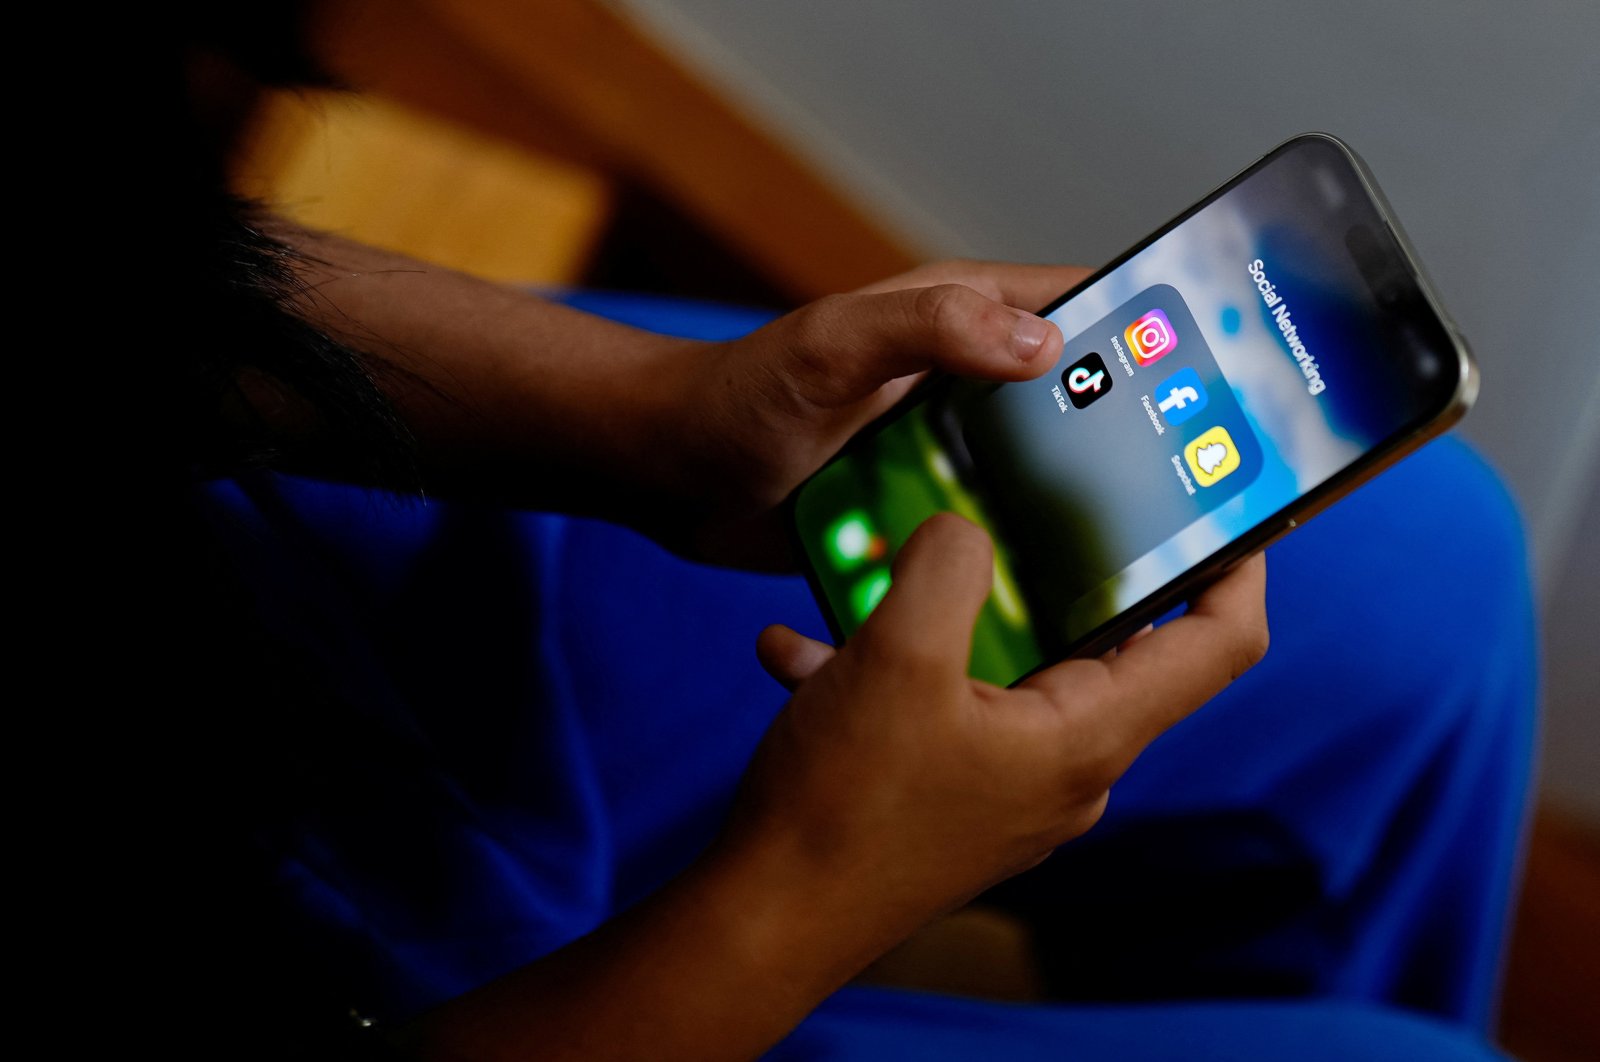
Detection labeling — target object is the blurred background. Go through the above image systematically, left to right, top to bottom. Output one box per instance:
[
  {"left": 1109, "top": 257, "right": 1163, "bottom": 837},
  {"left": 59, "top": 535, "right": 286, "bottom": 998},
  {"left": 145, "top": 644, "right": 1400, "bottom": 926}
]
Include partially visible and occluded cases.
[{"left": 228, "top": 1, "right": 1597, "bottom": 1057}]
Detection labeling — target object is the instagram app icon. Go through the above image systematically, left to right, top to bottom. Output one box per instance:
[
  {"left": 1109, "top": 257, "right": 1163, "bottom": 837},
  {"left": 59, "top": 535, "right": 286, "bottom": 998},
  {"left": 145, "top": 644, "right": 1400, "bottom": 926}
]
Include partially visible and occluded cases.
[{"left": 1125, "top": 309, "right": 1177, "bottom": 365}]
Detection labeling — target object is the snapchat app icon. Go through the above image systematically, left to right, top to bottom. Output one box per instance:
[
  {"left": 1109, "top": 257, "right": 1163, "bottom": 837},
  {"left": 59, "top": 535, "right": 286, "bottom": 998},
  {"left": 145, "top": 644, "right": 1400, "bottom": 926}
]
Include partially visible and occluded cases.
[{"left": 1184, "top": 426, "right": 1243, "bottom": 488}]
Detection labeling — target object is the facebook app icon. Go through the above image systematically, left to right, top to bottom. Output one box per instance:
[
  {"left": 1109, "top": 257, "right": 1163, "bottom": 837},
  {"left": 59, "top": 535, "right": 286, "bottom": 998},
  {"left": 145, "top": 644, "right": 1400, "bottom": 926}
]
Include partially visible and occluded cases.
[{"left": 1154, "top": 366, "right": 1209, "bottom": 426}]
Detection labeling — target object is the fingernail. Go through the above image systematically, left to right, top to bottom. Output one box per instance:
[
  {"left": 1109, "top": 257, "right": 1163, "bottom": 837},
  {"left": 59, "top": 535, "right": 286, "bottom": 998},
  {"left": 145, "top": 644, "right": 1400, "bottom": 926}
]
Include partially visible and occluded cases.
[{"left": 1011, "top": 313, "right": 1053, "bottom": 359}]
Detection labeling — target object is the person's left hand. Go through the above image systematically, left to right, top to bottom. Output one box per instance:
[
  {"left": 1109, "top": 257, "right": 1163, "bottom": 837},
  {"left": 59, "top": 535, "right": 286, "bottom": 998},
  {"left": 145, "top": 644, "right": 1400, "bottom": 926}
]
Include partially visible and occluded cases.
[{"left": 665, "top": 260, "right": 1088, "bottom": 567}]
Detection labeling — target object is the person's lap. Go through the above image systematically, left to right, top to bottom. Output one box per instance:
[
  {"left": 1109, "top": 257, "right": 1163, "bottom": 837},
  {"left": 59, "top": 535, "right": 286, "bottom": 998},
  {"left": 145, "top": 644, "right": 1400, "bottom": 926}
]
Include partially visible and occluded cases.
[{"left": 206, "top": 292, "right": 1531, "bottom": 1057}]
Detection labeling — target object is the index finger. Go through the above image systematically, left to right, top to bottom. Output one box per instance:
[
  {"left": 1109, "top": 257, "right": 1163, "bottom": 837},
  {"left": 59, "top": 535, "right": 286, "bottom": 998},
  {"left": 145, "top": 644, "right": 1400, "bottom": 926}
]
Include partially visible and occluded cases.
[{"left": 1025, "top": 553, "right": 1268, "bottom": 750}]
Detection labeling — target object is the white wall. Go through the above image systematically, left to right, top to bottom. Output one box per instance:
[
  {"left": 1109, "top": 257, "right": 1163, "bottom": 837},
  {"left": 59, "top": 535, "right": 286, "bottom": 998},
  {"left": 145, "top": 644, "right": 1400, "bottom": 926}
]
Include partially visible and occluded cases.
[{"left": 618, "top": 0, "right": 1600, "bottom": 818}]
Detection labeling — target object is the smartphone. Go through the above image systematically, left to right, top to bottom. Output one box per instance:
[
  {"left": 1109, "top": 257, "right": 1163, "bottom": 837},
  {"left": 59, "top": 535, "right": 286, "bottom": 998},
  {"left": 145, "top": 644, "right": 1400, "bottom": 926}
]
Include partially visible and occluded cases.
[{"left": 790, "top": 133, "right": 1476, "bottom": 686}]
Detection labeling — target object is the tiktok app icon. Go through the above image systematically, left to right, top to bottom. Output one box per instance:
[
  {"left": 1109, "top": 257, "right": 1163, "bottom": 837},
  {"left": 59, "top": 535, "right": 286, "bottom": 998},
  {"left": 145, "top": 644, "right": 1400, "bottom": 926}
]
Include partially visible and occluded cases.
[{"left": 1061, "top": 351, "right": 1113, "bottom": 409}]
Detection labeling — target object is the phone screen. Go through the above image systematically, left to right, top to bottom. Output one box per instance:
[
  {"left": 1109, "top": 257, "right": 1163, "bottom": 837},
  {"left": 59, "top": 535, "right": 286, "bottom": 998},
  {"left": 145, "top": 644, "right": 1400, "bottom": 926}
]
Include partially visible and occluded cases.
[{"left": 793, "top": 135, "right": 1466, "bottom": 685}]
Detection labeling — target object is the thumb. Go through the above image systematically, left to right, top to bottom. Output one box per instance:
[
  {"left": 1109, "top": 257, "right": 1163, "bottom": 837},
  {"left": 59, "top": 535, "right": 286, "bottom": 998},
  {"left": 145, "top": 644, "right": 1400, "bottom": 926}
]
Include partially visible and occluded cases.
[
  {"left": 778, "top": 284, "right": 1062, "bottom": 405},
  {"left": 852, "top": 513, "right": 996, "bottom": 680}
]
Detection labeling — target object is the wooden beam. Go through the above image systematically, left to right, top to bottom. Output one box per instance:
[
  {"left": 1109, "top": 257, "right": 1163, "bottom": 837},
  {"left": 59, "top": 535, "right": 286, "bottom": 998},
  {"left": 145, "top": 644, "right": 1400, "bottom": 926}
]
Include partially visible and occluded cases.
[
  {"left": 311, "top": 0, "right": 610, "bottom": 170},
  {"left": 317, "top": 0, "right": 919, "bottom": 299},
  {"left": 235, "top": 89, "right": 611, "bottom": 285}
]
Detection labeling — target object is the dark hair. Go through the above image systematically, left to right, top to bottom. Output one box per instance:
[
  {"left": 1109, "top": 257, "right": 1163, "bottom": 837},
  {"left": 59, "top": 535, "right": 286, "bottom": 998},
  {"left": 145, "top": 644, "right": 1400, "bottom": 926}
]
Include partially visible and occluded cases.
[
  {"left": 177, "top": 0, "right": 415, "bottom": 486},
  {"left": 46, "top": 8, "right": 426, "bottom": 1054},
  {"left": 180, "top": 195, "right": 418, "bottom": 484}
]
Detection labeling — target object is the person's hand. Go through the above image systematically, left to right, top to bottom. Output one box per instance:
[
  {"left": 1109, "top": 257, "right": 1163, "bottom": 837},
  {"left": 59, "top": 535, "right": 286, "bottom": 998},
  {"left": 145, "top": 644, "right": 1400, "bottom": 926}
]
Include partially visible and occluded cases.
[
  {"left": 267, "top": 233, "right": 1084, "bottom": 559},
  {"left": 667, "top": 260, "right": 1088, "bottom": 566},
  {"left": 719, "top": 514, "right": 1269, "bottom": 957}
]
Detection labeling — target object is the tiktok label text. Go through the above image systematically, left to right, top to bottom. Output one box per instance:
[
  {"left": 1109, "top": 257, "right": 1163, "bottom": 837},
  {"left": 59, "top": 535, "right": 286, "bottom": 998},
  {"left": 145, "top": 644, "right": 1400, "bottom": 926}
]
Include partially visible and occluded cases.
[{"left": 1248, "top": 259, "right": 1326, "bottom": 397}]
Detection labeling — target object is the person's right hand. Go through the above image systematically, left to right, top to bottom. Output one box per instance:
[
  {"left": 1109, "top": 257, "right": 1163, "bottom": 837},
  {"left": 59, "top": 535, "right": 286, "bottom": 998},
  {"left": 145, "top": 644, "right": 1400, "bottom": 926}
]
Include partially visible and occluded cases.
[
  {"left": 726, "top": 513, "right": 1269, "bottom": 957},
  {"left": 411, "top": 516, "right": 1266, "bottom": 1062}
]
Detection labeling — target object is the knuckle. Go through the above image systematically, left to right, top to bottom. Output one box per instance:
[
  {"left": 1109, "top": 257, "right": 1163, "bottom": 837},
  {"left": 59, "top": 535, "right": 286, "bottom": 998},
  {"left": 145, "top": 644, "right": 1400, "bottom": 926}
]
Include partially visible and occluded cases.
[
  {"left": 910, "top": 282, "right": 976, "bottom": 337},
  {"left": 791, "top": 293, "right": 850, "bottom": 348},
  {"left": 780, "top": 295, "right": 862, "bottom": 391},
  {"left": 1228, "top": 619, "right": 1271, "bottom": 679},
  {"left": 1068, "top": 734, "right": 1128, "bottom": 796},
  {"left": 1081, "top": 753, "right": 1124, "bottom": 796},
  {"left": 1069, "top": 792, "right": 1112, "bottom": 837}
]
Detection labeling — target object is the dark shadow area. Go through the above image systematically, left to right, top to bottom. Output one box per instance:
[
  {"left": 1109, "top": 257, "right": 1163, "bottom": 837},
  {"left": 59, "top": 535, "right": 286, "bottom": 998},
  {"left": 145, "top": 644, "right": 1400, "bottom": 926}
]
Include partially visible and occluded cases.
[{"left": 982, "top": 810, "right": 1325, "bottom": 1001}]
